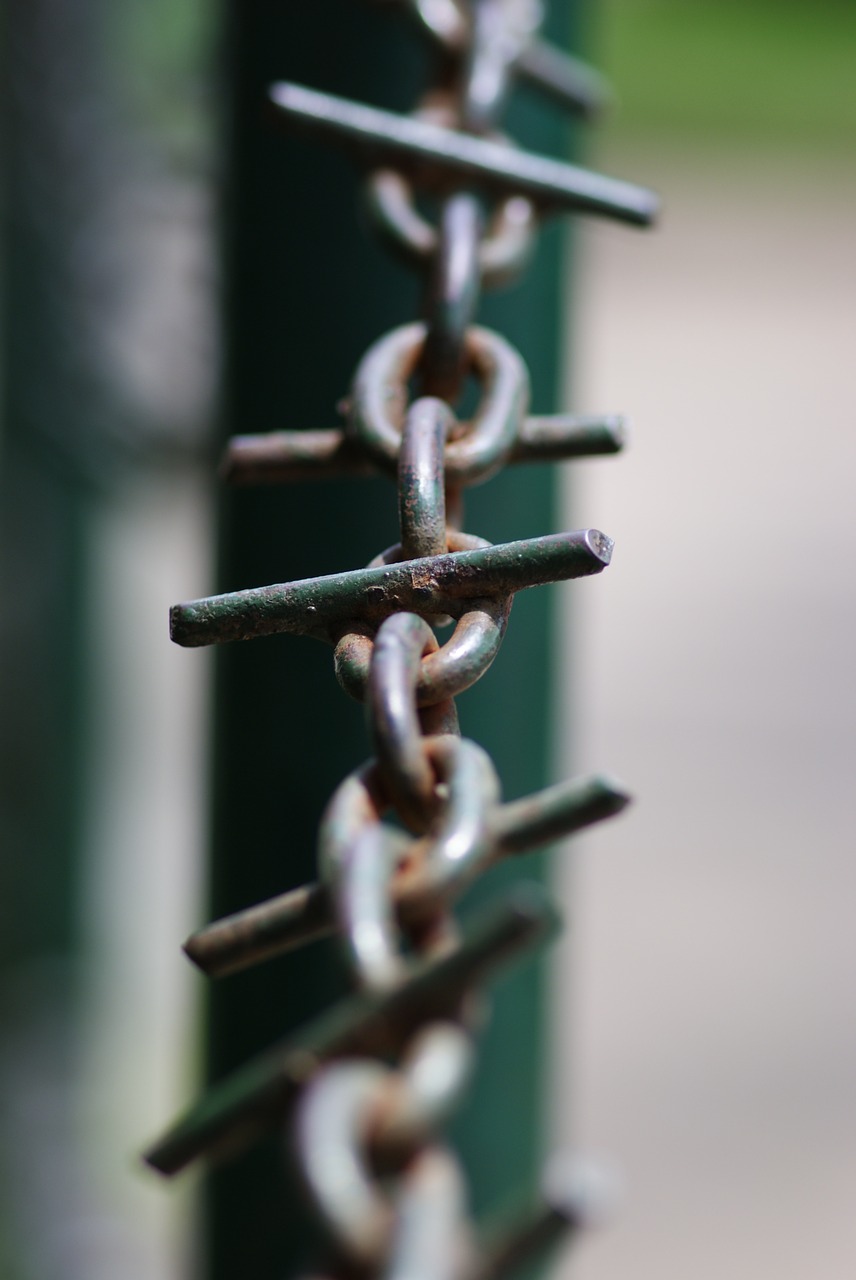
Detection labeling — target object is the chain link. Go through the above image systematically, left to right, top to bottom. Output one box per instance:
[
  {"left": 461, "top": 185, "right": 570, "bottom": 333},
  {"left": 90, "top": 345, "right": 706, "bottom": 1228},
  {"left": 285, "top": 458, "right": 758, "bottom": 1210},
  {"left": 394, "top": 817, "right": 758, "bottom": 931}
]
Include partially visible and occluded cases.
[{"left": 146, "top": 3, "right": 657, "bottom": 1275}]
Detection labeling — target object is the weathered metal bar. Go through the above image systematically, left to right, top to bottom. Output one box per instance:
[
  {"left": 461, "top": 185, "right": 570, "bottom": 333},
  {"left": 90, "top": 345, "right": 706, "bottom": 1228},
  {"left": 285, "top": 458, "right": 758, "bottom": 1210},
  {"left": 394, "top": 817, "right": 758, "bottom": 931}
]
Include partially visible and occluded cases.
[
  {"left": 385, "top": 0, "right": 613, "bottom": 119},
  {"left": 517, "top": 38, "right": 614, "bottom": 119},
  {"left": 268, "top": 82, "right": 658, "bottom": 226},
  {"left": 222, "top": 415, "right": 625, "bottom": 485},
  {"left": 221, "top": 429, "right": 374, "bottom": 483},
  {"left": 170, "top": 529, "right": 613, "bottom": 648},
  {"left": 183, "top": 773, "right": 628, "bottom": 980},
  {"left": 491, "top": 774, "right": 631, "bottom": 855},
  {"left": 184, "top": 881, "right": 334, "bottom": 977},
  {"left": 145, "top": 888, "right": 558, "bottom": 1176},
  {"left": 471, "top": 1157, "right": 611, "bottom": 1280}
]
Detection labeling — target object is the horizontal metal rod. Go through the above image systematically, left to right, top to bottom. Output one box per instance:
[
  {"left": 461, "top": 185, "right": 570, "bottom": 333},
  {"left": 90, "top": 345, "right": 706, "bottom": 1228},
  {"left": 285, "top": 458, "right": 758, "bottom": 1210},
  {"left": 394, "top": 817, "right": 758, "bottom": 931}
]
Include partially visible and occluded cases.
[
  {"left": 387, "top": 0, "right": 612, "bottom": 120},
  {"left": 517, "top": 38, "right": 615, "bottom": 120},
  {"left": 268, "top": 82, "right": 658, "bottom": 227},
  {"left": 222, "top": 415, "right": 625, "bottom": 485},
  {"left": 513, "top": 415, "right": 625, "bottom": 463},
  {"left": 170, "top": 529, "right": 613, "bottom": 648},
  {"left": 183, "top": 774, "right": 628, "bottom": 980},
  {"left": 491, "top": 774, "right": 631, "bottom": 855},
  {"left": 184, "top": 881, "right": 334, "bottom": 978},
  {"left": 144, "top": 887, "right": 558, "bottom": 1176},
  {"left": 471, "top": 1198, "right": 581, "bottom": 1280}
]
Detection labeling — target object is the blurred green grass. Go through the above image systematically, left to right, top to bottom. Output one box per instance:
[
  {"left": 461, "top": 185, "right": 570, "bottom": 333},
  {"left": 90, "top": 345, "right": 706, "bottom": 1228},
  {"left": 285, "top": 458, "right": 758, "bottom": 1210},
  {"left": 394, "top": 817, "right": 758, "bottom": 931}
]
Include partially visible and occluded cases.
[
  {"left": 110, "top": 0, "right": 215, "bottom": 163},
  {"left": 592, "top": 0, "right": 856, "bottom": 154}
]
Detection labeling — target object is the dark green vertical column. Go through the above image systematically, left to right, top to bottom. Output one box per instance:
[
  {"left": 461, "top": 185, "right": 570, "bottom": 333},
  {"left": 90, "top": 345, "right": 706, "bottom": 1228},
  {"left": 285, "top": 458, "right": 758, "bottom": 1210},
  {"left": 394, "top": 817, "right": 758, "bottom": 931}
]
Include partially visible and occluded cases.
[
  {"left": 0, "top": 0, "right": 115, "bottom": 988},
  {"left": 206, "top": 4, "right": 581, "bottom": 1276}
]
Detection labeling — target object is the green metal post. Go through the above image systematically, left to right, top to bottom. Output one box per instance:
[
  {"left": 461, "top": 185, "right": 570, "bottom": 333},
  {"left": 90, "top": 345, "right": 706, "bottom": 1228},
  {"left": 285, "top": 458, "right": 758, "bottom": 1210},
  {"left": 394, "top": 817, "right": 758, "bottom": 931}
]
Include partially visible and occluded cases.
[
  {"left": 0, "top": 0, "right": 109, "bottom": 981},
  {"left": 206, "top": 4, "right": 580, "bottom": 1276}
]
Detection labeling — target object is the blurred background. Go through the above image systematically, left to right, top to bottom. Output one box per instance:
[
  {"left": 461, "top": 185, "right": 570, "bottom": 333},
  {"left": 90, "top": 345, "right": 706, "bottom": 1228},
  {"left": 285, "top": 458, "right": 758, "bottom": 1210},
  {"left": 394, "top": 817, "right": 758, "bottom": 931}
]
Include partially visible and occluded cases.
[
  {"left": 0, "top": 2, "right": 853, "bottom": 1278},
  {"left": 1, "top": 3, "right": 215, "bottom": 1276},
  {"left": 554, "top": 4, "right": 856, "bottom": 1280}
]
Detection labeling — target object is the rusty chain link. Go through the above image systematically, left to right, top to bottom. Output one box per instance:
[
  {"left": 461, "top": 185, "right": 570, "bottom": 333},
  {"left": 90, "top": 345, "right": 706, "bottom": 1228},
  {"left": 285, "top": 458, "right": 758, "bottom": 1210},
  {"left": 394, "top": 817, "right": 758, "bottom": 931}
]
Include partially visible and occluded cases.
[{"left": 146, "top": 2, "right": 657, "bottom": 1275}]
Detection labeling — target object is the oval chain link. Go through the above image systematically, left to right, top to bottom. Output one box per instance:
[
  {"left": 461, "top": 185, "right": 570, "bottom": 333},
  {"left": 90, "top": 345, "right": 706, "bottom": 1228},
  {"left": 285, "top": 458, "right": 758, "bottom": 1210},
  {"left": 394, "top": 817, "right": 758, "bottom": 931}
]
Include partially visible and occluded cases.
[{"left": 349, "top": 321, "right": 530, "bottom": 486}]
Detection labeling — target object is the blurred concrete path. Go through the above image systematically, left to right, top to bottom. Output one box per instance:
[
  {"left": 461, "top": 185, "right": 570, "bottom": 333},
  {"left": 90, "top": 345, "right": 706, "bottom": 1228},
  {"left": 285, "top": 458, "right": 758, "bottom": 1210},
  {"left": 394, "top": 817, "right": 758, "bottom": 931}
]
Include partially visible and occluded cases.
[{"left": 553, "top": 153, "right": 856, "bottom": 1280}]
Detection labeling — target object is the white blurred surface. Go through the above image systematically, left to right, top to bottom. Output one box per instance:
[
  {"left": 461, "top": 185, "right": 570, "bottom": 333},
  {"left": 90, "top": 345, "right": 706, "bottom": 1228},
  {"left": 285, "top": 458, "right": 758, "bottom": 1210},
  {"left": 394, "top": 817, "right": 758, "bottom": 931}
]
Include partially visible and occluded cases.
[
  {"left": 554, "top": 155, "right": 856, "bottom": 1280},
  {"left": 80, "top": 474, "right": 210, "bottom": 1280}
]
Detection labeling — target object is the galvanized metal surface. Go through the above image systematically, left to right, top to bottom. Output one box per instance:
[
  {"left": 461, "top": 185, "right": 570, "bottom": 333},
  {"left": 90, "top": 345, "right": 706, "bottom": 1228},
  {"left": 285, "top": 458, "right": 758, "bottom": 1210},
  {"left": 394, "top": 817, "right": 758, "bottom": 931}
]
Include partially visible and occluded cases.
[{"left": 147, "top": 1, "right": 652, "bottom": 1275}]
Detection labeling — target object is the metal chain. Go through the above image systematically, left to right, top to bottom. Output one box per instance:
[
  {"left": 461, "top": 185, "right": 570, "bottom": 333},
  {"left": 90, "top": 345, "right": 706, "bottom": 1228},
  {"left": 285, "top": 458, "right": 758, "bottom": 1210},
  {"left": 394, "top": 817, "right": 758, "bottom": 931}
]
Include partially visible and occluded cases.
[{"left": 145, "top": 3, "right": 657, "bottom": 1276}]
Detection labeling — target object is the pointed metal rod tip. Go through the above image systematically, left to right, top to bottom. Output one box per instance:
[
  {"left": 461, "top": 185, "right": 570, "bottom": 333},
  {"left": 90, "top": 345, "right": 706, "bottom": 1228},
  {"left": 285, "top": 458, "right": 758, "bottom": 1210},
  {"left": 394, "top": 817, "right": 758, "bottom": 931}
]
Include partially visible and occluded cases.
[
  {"left": 220, "top": 413, "right": 628, "bottom": 486},
  {"left": 168, "top": 528, "right": 615, "bottom": 649},
  {"left": 586, "top": 529, "right": 613, "bottom": 565},
  {"left": 183, "top": 772, "right": 626, "bottom": 980},
  {"left": 589, "top": 773, "right": 632, "bottom": 812},
  {"left": 183, "top": 881, "right": 334, "bottom": 977},
  {"left": 541, "top": 1152, "right": 621, "bottom": 1230},
  {"left": 471, "top": 1156, "right": 617, "bottom": 1280}
]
